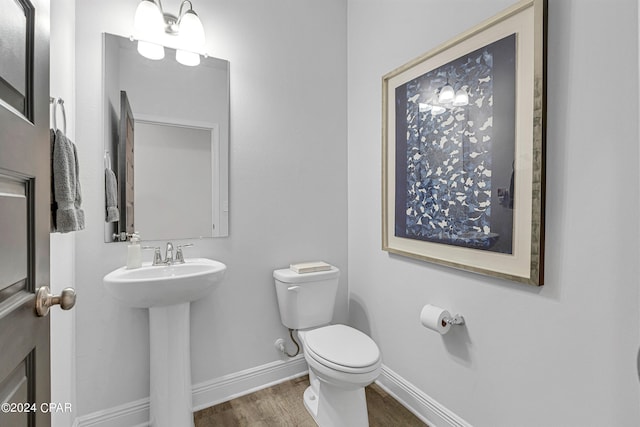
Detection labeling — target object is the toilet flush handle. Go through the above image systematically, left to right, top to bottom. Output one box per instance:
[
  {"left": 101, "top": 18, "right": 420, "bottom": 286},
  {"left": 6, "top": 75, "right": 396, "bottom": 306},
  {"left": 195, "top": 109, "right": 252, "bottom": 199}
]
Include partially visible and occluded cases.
[{"left": 287, "top": 286, "right": 301, "bottom": 292}]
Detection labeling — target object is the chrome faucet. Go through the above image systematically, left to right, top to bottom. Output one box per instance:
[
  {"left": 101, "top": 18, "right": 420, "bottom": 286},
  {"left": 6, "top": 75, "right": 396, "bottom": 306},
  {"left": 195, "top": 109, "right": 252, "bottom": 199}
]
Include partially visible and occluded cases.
[
  {"left": 144, "top": 242, "right": 194, "bottom": 266},
  {"left": 164, "top": 242, "right": 175, "bottom": 264}
]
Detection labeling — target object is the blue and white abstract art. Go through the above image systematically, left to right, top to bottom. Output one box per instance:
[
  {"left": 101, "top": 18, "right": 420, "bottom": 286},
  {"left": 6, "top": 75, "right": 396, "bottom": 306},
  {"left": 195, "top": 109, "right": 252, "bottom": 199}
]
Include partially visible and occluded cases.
[{"left": 394, "top": 34, "right": 516, "bottom": 254}]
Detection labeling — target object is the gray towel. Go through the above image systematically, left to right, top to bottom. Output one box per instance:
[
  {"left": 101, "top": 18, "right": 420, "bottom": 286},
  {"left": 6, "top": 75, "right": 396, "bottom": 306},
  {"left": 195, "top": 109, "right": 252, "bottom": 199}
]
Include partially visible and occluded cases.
[
  {"left": 51, "top": 129, "right": 85, "bottom": 232},
  {"left": 50, "top": 130, "right": 57, "bottom": 231},
  {"left": 105, "top": 168, "right": 119, "bottom": 222}
]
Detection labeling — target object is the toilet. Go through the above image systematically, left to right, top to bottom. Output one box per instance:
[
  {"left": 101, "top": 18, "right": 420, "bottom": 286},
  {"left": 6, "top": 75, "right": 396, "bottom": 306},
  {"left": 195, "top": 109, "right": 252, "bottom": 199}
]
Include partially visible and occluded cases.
[{"left": 273, "top": 265, "right": 381, "bottom": 427}]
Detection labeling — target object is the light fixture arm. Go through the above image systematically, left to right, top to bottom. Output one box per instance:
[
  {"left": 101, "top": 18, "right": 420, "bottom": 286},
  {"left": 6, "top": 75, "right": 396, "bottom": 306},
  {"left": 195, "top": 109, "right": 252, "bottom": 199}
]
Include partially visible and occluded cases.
[
  {"left": 133, "top": 0, "right": 206, "bottom": 65},
  {"left": 158, "top": 0, "right": 197, "bottom": 35},
  {"left": 178, "top": 0, "right": 195, "bottom": 20}
]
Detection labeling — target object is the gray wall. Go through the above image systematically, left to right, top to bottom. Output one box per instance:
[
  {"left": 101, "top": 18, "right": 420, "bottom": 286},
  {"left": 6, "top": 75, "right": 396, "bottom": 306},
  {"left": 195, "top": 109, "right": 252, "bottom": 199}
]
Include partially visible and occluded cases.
[
  {"left": 59, "top": 0, "right": 640, "bottom": 424},
  {"left": 73, "top": 0, "right": 347, "bottom": 416},
  {"left": 347, "top": 0, "right": 640, "bottom": 425}
]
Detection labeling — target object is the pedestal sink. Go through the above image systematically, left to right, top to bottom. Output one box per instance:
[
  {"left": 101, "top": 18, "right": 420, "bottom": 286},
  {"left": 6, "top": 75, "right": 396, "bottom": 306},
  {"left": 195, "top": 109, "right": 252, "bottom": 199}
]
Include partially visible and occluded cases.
[{"left": 103, "top": 258, "right": 226, "bottom": 427}]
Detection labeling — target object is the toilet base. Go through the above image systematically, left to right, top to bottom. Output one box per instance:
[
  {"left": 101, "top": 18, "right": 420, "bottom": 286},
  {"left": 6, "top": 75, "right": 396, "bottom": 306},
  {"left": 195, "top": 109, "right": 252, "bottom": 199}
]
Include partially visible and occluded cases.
[
  {"left": 302, "top": 373, "right": 369, "bottom": 427},
  {"left": 303, "top": 386, "right": 320, "bottom": 421}
]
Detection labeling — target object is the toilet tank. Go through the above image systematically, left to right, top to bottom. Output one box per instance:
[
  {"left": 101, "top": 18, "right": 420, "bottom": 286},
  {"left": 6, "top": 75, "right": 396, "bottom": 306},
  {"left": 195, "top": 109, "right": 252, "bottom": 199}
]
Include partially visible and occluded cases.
[{"left": 273, "top": 266, "right": 340, "bottom": 330}]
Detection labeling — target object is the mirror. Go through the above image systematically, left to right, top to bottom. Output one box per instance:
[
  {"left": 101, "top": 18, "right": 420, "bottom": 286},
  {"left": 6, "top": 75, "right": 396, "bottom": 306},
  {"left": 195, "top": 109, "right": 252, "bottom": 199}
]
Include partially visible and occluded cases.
[{"left": 102, "top": 33, "right": 229, "bottom": 242}]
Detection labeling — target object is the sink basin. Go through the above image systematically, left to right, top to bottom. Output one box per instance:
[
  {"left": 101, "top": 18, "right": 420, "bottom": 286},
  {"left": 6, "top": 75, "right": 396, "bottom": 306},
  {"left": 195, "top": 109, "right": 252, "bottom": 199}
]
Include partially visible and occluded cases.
[
  {"left": 103, "top": 257, "right": 226, "bottom": 427},
  {"left": 103, "top": 258, "right": 226, "bottom": 308}
]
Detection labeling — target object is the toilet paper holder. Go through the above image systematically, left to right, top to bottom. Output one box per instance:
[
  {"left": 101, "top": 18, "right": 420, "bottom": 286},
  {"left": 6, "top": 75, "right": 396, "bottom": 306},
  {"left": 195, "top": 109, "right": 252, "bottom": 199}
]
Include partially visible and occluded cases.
[{"left": 443, "top": 314, "right": 465, "bottom": 326}]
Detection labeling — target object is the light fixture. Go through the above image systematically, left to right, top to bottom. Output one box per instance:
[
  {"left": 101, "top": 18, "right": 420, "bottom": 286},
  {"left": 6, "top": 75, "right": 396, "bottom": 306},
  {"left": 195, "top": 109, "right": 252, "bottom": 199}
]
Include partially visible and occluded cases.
[
  {"left": 133, "top": 0, "right": 206, "bottom": 66},
  {"left": 134, "top": 0, "right": 165, "bottom": 59},
  {"left": 175, "top": 5, "right": 205, "bottom": 66},
  {"left": 137, "top": 40, "right": 165, "bottom": 60},
  {"left": 423, "top": 74, "right": 470, "bottom": 117},
  {"left": 438, "top": 84, "right": 455, "bottom": 104},
  {"left": 452, "top": 89, "right": 469, "bottom": 107},
  {"left": 419, "top": 103, "right": 432, "bottom": 113},
  {"left": 430, "top": 105, "right": 447, "bottom": 116}
]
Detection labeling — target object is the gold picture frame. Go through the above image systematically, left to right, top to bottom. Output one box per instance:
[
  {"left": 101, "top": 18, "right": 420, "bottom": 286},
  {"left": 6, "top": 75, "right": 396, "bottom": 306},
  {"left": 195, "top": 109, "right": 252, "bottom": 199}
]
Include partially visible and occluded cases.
[{"left": 382, "top": 0, "right": 546, "bottom": 285}]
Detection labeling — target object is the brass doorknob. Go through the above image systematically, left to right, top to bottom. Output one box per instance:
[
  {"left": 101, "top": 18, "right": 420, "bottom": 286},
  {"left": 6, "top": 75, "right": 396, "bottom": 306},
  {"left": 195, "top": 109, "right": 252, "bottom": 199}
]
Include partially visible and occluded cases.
[{"left": 35, "top": 286, "right": 76, "bottom": 317}]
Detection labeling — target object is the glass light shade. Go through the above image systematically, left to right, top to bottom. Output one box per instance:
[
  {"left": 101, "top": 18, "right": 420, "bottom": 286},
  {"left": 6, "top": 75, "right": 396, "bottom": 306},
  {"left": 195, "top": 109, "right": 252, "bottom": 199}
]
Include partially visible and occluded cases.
[
  {"left": 134, "top": 0, "right": 164, "bottom": 40},
  {"left": 179, "top": 10, "right": 205, "bottom": 50},
  {"left": 137, "top": 40, "right": 165, "bottom": 60},
  {"left": 176, "top": 49, "right": 201, "bottom": 66},
  {"left": 438, "top": 85, "right": 455, "bottom": 104},
  {"left": 452, "top": 89, "right": 469, "bottom": 107},
  {"left": 419, "top": 103, "right": 432, "bottom": 113},
  {"left": 431, "top": 105, "right": 446, "bottom": 116}
]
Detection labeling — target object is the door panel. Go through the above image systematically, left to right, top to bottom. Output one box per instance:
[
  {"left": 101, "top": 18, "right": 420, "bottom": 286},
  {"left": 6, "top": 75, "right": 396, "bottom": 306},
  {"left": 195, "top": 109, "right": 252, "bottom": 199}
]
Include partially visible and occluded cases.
[
  {"left": 0, "top": 0, "right": 51, "bottom": 425},
  {"left": 0, "top": 0, "right": 34, "bottom": 119},
  {"left": 0, "top": 176, "right": 28, "bottom": 294},
  {"left": 0, "top": 359, "right": 30, "bottom": 427}
]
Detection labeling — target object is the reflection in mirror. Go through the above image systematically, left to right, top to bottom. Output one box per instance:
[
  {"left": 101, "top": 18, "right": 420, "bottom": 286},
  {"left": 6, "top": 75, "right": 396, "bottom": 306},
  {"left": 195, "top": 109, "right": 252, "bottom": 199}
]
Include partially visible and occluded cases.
[{"left": 102, "top": 33, "right": 229, "bottom": 242}]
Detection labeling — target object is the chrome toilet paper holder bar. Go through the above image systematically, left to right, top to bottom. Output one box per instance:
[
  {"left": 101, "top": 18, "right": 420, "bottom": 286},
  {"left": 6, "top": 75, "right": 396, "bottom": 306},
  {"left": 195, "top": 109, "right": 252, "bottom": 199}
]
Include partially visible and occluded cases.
[{"left": 444, "top": 314, "right": 465, "bottom": 325}]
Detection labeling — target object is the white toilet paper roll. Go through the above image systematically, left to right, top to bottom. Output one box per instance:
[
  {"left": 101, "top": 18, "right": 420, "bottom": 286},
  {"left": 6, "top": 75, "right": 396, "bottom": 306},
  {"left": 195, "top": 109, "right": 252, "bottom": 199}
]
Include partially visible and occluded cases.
[{"left": 420, "top": 304, "right": 451, "bottom": 334}]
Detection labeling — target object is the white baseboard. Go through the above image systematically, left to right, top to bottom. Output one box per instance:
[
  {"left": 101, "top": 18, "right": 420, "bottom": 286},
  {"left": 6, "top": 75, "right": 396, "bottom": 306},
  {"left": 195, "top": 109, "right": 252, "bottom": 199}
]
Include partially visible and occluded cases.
[
  {"left": 192, "top": 354, "right": 308, "bottom": 411},
  {"left": 75, "top": 355, "right": 308, "bottom": 427},
  {"left": 75, "top": 358, "right": 469, "bottom": 427},
  {"left": 375, "top": 365, "right": 472, "bottom": 427},
  {"left": 75, "top": 397, "right": 150, "bottom": 427}
]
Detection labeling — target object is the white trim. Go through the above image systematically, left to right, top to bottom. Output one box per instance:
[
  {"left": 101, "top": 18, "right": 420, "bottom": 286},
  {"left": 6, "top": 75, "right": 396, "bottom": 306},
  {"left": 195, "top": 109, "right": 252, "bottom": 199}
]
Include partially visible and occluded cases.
[
  {"left": 637, "top": 0, "right": 640, "bottom": 386},
  {"left": 134, "top": 113, "right": 217, "bottom": 132},
  {"left": 132, "top": 115, "right": 227, "bottom": 237},
  {"left": 209, "top": 124, "right": 222, "bottom": 237},
  {"left": 192, "top": 355, "right": 308, "bottom": 410},
  {"left": 75, "top": 356, "right": 307, "bottom": 427},
  {"left": 74, "top": 358, "right": 472, "bottom": 427},
  {"left": 375, "top": 364, "right": 472, "bottom": 427},
  {"left": 75, "top": 397, "right": 150, "bottom": 427}
]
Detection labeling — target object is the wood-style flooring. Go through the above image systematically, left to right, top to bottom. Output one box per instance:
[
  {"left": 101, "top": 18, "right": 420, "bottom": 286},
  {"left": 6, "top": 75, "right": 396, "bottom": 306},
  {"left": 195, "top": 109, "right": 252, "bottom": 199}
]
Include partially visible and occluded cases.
[{"left": 194, "top": 375, "right": 428, "bottom": 426}]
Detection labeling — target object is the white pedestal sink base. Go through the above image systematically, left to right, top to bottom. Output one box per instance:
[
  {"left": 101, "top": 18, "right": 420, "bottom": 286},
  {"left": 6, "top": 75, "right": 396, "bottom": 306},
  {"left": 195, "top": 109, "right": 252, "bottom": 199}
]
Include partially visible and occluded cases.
[
  {"left": 103, "top": 259, "right": 227, "bottom": 427},
  {"left": 149, "top": 303, "right": 194, "bottom": 427}
]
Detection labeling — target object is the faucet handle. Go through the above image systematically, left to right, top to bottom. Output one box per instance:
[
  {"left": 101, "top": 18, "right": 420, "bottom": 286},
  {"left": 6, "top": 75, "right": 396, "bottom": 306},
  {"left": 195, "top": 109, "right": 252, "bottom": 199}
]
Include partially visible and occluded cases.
[
  {"left": 175, "top": 243, "right": 194, "bottom": 264},
  {"left": 143, "top": 246, "right": 163, "bottom": 265}
]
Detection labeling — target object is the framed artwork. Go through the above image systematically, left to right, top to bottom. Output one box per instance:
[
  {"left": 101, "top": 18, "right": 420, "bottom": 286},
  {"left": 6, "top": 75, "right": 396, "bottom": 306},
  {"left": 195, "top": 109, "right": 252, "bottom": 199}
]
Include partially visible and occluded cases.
[{"left": 382, "top": 0, "right": 546, "bottom": 285}]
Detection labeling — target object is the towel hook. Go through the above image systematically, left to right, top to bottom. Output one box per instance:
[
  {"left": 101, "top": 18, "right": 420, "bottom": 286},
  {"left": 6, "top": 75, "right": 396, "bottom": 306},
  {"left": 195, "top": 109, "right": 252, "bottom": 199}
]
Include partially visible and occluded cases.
[{"left": 49, "top": 97, "right": 67, "bottom": 135}]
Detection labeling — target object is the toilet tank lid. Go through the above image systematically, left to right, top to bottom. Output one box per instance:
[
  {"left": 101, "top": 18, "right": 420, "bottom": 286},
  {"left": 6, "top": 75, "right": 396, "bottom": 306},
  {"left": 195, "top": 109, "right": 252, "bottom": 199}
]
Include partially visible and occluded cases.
[{"left": 273, "top": 266, "right": 340, "bottom": 283}]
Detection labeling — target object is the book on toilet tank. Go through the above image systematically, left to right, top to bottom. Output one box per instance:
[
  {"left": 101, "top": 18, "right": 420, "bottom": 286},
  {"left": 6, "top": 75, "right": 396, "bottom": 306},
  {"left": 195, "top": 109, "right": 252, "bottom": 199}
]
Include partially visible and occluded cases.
[{"left": 289, "top": 261, "right": 332, "bottom": 274}]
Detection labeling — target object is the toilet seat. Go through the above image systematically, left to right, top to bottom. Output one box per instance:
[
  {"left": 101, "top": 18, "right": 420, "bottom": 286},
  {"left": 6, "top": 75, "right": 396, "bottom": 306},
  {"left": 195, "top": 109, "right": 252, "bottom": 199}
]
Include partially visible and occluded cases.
[{"left": 303, "top": 325, "right": 381, "bottom": 374}]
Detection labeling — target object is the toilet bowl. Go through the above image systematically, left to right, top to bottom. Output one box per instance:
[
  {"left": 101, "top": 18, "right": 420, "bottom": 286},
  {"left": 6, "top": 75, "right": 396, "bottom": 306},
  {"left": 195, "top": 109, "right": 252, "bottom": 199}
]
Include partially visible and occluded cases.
[
  {"left": 273, "top": 266, "right": 381, "bottom": 427},
  {"left": 299, "top": 325, "right": 382, "bottom": 427}
]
